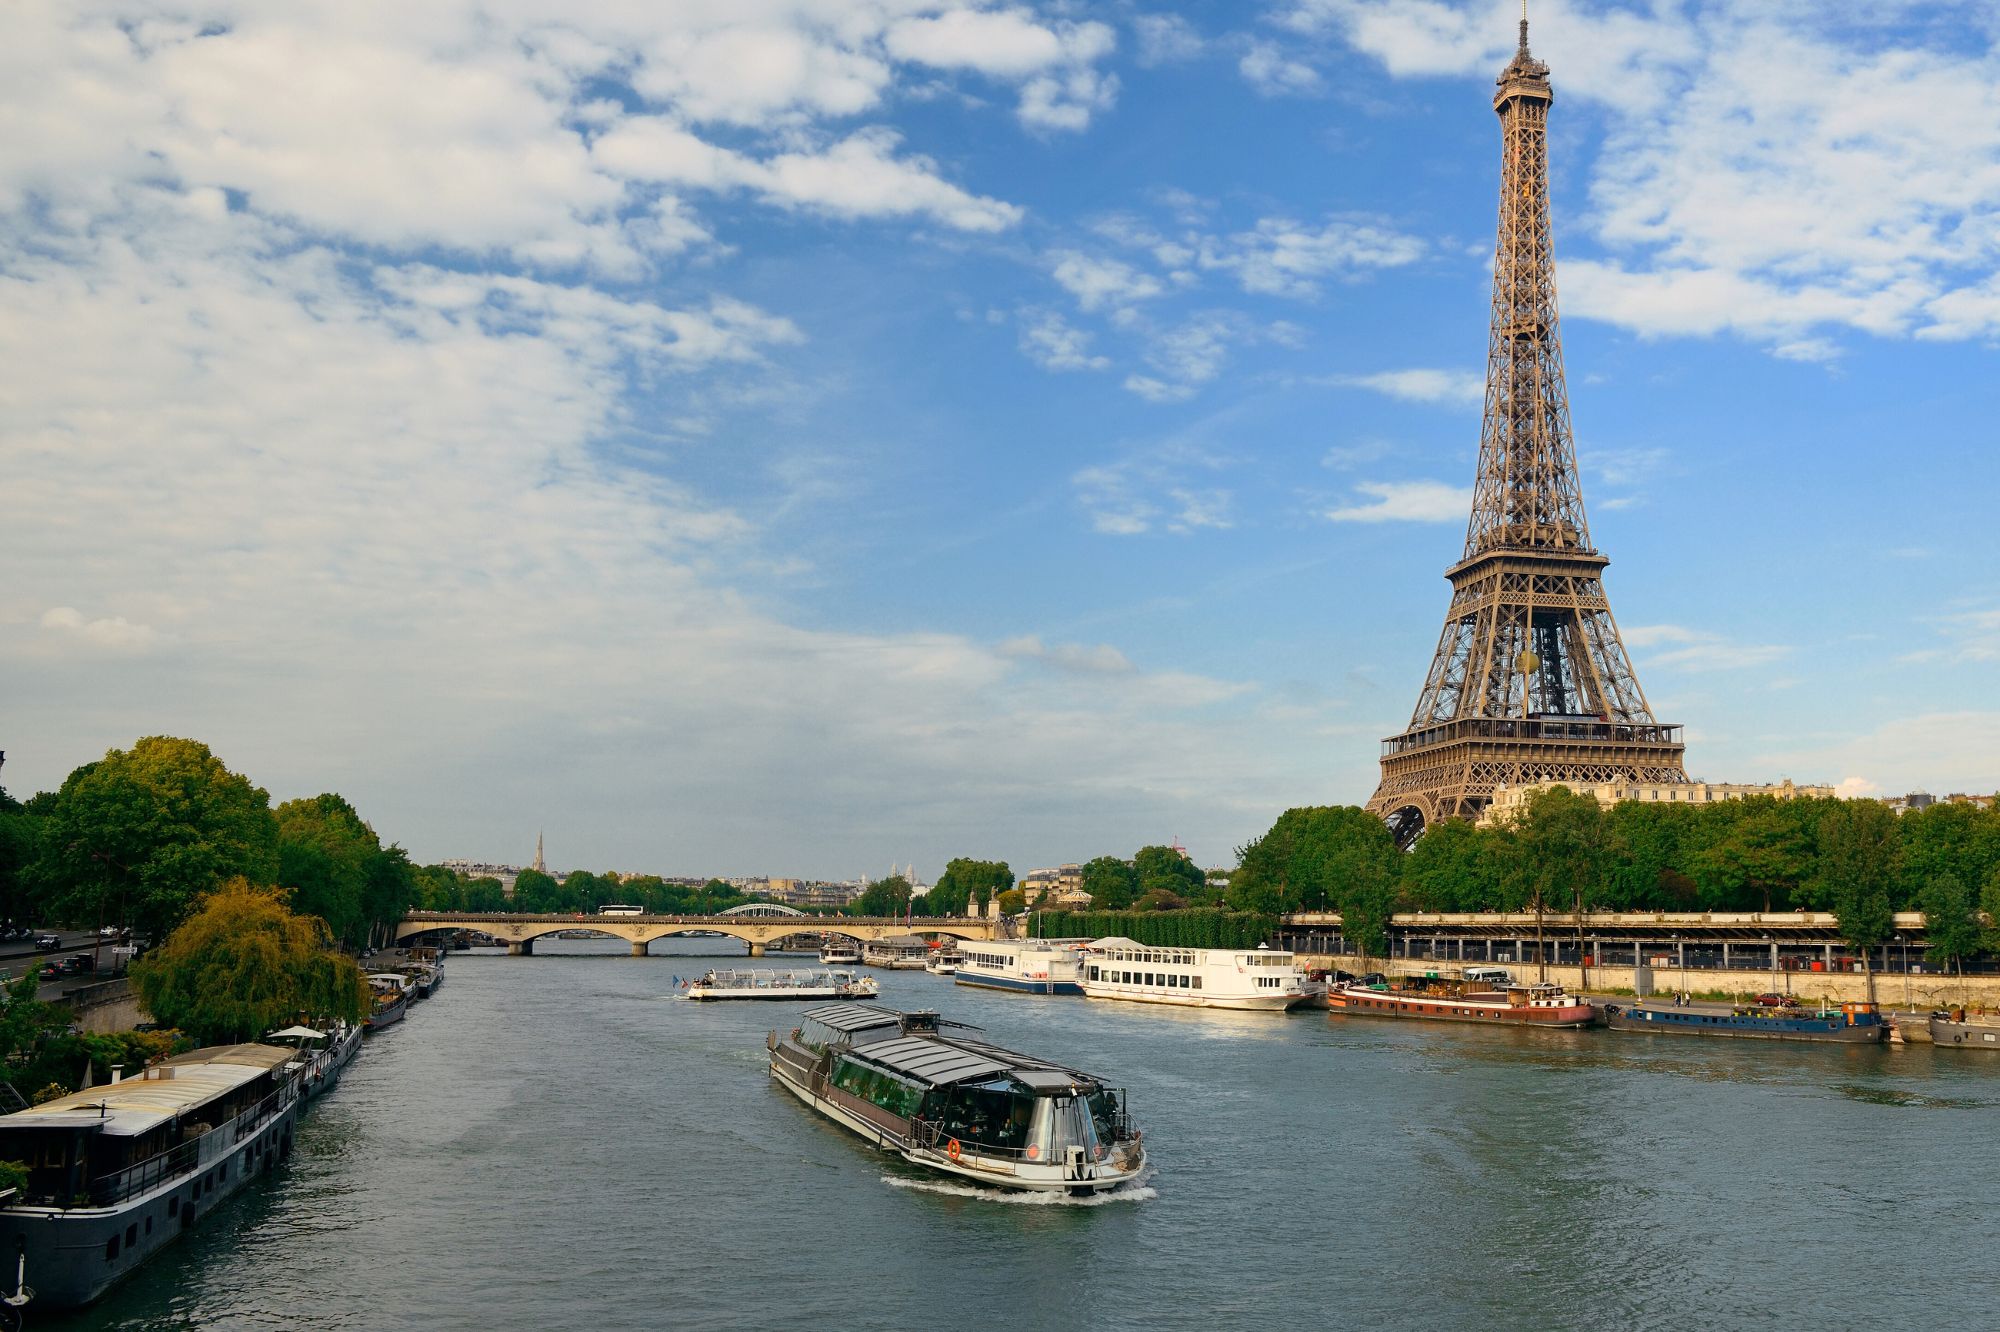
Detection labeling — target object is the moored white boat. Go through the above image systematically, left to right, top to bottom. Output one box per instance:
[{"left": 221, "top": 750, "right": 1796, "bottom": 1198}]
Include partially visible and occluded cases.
[
  {"left": 861, "top": 935, "right": 931, "bottom": 969},
  {"left": 954, "top": 939, "right": 1088, "bottom": 995},
  {"left": 1079, "top": 939, "right": 1312, "bottom": 1011},
  {"left": 819, "top": 942, "right": 862, "bottom": 965},
  {"left": 924, "top": 948, "right": 962, "bottom": 975},
  {"left": 683, "top": 968, "right": 878, "bottom": 1001},
  {"left": 768, "top": 1003, "right": 1146, "bottom": 1195}
]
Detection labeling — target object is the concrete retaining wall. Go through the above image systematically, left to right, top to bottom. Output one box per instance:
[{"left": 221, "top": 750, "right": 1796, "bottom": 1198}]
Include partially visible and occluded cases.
[{"left": 62, "top": 977, "right": 147, "bottom": 1034}]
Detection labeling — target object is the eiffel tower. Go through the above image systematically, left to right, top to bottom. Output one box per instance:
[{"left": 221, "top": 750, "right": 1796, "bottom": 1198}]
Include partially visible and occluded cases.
[{"left": 1366, "top": 11, "right": 1687, "bottom": 846}]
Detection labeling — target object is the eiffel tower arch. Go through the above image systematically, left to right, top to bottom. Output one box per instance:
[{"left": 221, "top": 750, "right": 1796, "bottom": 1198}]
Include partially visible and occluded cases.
[{"left": 1367, "top": 15, "right": 1687, "bottom": 847}]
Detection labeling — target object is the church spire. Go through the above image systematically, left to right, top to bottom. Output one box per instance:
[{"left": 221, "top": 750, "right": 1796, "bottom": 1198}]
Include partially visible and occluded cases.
[{"left": 531, "top": 830, "right": 546, "bottom": 874}]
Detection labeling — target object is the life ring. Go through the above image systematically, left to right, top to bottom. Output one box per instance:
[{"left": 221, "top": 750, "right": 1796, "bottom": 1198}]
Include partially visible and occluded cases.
[
  {"left": 946, "top": 1138, "right": 962, "bottom": 1161},
  {"left": 1025, "top": 1144, "right": 1041, "bottom": 1161}
]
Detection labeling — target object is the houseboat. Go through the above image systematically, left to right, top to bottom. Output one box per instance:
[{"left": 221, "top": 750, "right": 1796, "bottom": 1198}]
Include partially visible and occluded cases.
[
  {"left": 861, "top": 935, "right": 931, "bottom": 969},
  {"left": 1079, "top": 939, "right": 1313, "bottom": 1011},
  {"left": 954, "top": 940, "right": 1088, "bottom": 996},
  {"left": 819, "top": 941, "right": 862, "bottom": 966},
  {"left": 683, "top": 969, "right": 878, "bottom": 1001},
  {"left": 364, "top": 973, "right": 411, "bottom": 1030},
  {"left": 1329, "top": 975, "right": 1597, "bottom": 1028},
  {"left": 1602, "top": 1000, "right": 1885, "bottom": 1043},
  {"left": 768, "top": 1003, "right": 1146, "bottom": 1195},
  {"left": 1929, "top": 1008, "right": 2000, "bottom": 1049},
  {"left": 265, "top": 1022, "right": 362, "bottom": 1101},
  {"left": 0, "top": 1044, "right": 308, "bottom": 1309}
]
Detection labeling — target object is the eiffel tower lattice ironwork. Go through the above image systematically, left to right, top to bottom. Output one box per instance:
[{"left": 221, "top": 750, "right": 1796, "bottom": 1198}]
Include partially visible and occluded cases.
[{"left": 1366, "top": 14, "right": 1687, "bottom": 846}]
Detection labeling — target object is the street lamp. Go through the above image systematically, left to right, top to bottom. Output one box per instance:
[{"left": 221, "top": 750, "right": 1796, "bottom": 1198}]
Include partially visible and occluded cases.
[
  {"left": 1673, "top": 932, "right": 1687, "bottom": 1004},
  {"left": 1897, "top": 932, "right": 1910, "bottom": 1010}
]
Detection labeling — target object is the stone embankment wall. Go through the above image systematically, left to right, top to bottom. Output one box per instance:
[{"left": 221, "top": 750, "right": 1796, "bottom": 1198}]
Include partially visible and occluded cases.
[
  {"left": 1294, "top": 956, "right": 2000, "bottom": 1011},
  {"left": 62, "top": 977, "right": 146, "bottom": 1034}
]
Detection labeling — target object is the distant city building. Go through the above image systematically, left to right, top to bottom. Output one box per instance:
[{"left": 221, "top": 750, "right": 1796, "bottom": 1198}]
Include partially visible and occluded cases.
[
  {"left": 1480, "top": 777, "right": 1838, "bottom": 826},
  {"left": 1885, "top": 791, "right": 1936, "bottom": 814},
  {"left": 1943, "top": 792, "right": 1996, "bottom": 810},
  {"left": 1021, "top": 864, "right": 1088, "bottom": 909}
]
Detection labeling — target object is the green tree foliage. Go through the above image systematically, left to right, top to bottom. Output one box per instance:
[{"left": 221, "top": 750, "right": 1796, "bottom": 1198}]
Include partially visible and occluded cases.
[
  {"left": 29, "top": 737, "right": 280, "bottom": 940},
  {"left": 1511, "top": 786, "right": 1612, "bottom": 914},
  {"left": 275, "top": 792, "right": 380, "bottom": 944},
  {"left": 0, "top": 796, "right": 40, "bottom": 926},
  {"left": 1690, "top": 797, "right": 1814, "bottom": 912},
  {"left": 1813, "top": 800, "right": 1898, "bottom": 966},
  {"left": 1233, "top": 807, "right": 1400, "bottom": 932},
  {"left": 1402, "top": 818, "right": 1498, "bottom": 912},
  {"left": 1132, "top": 845, "right": 1205, "bottom": 903},
  {"left": 1080, "top": 856, "right": 1136, "bottom": 910},
  {"left": 929, "top": 859, "right": 1012, "bottom": 916},
  {"left": 511, "top": 868, "right": 565, "bottom": 912},
  {"left": 1921, "top": 873, "right": 1981, "bottom": 973},
  {"left": 463, "top": 875, "right": 508, "bottom": 912},
  {"left": 850, "top": 875, "right": 912, "bottom": 917},
  {"left": 131, "top": 879, "right": 368, "bottom": 1043},
  {"left": 995, "top": 887, "right": 1027, "bottom": 915},
  {"left": 1132, "top": 887, "right": 1189, "bottom": 911},
  {"left": 1029, "top": 908, "right": 1278, "bottom": 949}
]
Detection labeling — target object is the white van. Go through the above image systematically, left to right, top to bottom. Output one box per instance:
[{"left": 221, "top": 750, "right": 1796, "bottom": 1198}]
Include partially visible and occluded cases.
[{"left": 1463, "top": 966, "right": 1512, "bottom": 985}]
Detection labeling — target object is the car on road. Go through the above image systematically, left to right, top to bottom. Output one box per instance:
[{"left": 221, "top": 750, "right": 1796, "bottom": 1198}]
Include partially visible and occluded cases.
[
  {"left": 98, "top": 925, "right": 126, "bottom": 939},
  {"left": 34, "top": 933, "right": 62, "bottom": 952},
  {"left": 59, "top": 955, "right": 91, "bottom": 975},
  {"left": 38, "top": 963, "right": 61, "bottom": 981},
  {"left": 1753, "top": 992, "right": 1796, "bottom": 1007}
]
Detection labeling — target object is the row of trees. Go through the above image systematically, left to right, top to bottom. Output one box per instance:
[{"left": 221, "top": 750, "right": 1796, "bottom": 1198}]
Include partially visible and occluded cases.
[
  {"left": 1, "top": 737, "right": 424, "bottom": 947},
  {"left": 1227, "top": 791, "right": 2000, "bottom": 964},
  {"left": 1028, "top": 908, "right": 1278, "bottom": 950}
]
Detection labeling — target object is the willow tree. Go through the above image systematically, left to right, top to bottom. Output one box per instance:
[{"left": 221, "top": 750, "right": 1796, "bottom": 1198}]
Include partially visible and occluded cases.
[{"left": 132, "top": 879, "right": 367, "bottom": 1043}]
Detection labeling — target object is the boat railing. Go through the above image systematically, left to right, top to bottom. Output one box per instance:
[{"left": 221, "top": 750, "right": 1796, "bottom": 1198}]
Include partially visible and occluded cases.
[{"left": 83, "top": 1080, "right": 295, "bottom": 1208}]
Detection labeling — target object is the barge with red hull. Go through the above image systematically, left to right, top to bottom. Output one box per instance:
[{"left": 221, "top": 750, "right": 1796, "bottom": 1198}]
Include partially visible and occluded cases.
[{"left": 1328, "top": 978, "right": 1596, "bottom": 1028}]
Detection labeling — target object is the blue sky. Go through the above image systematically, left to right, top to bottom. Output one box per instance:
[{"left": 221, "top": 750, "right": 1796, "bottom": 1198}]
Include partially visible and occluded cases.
[{"left": 3, "top": 0, "right": 1997, "bottom": 878}]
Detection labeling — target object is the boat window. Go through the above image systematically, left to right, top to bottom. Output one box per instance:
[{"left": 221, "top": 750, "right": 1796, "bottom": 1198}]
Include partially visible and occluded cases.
[
  {"left": 1192, "top": 976, "right": 1202, "bottom": 990},
  {"left": 932, "top": 1081, "right": 1036, "bottom": 1153},
  {"left": 126, "top": 1223, "right": 138, "bottom": 1247},
  {"left": 106, "top": 1234, "right": 120, "bottom": 1261}
]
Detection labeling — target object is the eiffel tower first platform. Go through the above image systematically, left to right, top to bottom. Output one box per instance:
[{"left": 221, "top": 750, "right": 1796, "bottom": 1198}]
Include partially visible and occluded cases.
[{"left": 1366, "top": 14, "right": 1687, "bottom": 846}]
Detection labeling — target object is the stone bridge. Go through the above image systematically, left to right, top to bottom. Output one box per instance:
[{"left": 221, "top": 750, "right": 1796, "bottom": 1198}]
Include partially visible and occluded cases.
[{"left": 396, "top": 911, "right": 1001, "bottom": 957}]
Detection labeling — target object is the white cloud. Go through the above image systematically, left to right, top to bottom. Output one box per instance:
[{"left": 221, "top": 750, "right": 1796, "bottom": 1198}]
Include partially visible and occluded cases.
[
  {"left": 885, "top": 10, "right": 1118, "bottom": 131},
  {"left": 1134, "top": 15, "right": 1205, "bottom": 67},
  {"left": 1240, "top": 40, "right": 1323, "bottom": 97},
  {"left": 1199, "top": 216, "right": 1425, "bottom": 298},
  {"left": 1049, "top": 250, "right": 1166, "bottom": 311},
  {"left": 1018, "top": 310, "right": 1110, "bottom": 371},
  {"left": 1332, "top": 367, "right": 1484, "bottom": 406},
  {"left": 1121, "top": 375, "right": 1194, "bottom": 405},
  {"left": 1072, "top": 441, "right": 1237, "bottom": 533},
  {"left": 1326, "top": 479, "right": 1472, "bottom": 523},
  {"left": 1167, "top": 488, "right": 1234, "bottom": 532},
  {"left": 38, "top": 607, "right": 158, "bottom": 654},
  {"left": 1621, "top": 624, "right": 1792, "bottom": 673},
  {"left": 999, "top": 635, "right": 1135, "bottom": 674},
  {"left": 1759, "top": 713, "right": 2000, "bottom": 800}
]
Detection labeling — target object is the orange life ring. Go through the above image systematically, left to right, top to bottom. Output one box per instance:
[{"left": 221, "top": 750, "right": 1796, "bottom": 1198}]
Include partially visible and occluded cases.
[
  {"left": 946, "top": 1138, "right": 962, "bottom": 1161},
  {"left": 1025, "top": 1144, "right": 1041, "bottom": 1161}
]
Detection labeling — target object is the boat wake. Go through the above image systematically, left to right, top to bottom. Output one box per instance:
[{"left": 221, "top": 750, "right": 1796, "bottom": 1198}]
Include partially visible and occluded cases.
[{"left": 881, "top": 1166, "right": 1158, "bottom": 1206}]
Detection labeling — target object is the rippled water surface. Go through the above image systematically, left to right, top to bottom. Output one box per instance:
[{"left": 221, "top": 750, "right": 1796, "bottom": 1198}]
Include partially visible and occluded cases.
[{"left": 49, "top": 940, "right": 2000, "bottom": 1331}]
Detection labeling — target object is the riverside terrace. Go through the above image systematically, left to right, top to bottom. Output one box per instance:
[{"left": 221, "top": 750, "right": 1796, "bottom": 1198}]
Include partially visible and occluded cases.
[{"left": 1276, "top": 911, "right": 1967, "bottom": 977}]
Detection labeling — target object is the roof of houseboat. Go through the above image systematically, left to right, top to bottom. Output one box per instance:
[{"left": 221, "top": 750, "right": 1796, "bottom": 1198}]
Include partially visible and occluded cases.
[
  {"left": 807, "top": 1003, "right": 906, "bottom": 1033},
  {"left": 803, "top": 1004, "right": 1105, "bottom": 1093},
  {"left": 0, "top": 1044, "right": 296, "bottom": 1137}
]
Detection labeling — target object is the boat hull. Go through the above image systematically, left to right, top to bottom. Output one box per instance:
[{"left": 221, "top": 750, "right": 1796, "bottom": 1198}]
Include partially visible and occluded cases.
[
  {"left": 953, "top": 972, "right": 1084, "bottom": 996},
  {"left": 1078, "top": 985, "right": 1307, "bottom": 1011},
  {"left": 686, "top": 987, "right": 870, "bottom": 1001},
  {"left": 1328, "top": 989, "right": 1596, "bottom": 1028},
  {"left": 364, "top": 996, "right": 407, "bottom": 1030},
  {"left": 1604, "top": 1006, "right": 1885, "bottom": 1043},
  {"left": 1927, "top": 1016, "right": 2000, "bottom": 1049},
  {"left": 768, "top": 1050, "right": 1140, "bottom": 1195},
  {"left": 2, "top": 1096, "right": 304, "bottom": 1309}
]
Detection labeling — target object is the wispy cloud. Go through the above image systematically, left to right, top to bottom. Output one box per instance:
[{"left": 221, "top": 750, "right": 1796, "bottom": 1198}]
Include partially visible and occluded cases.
[
  {"left": 1018, "top": 310, "right": 1109, "bottom": 371},
  {"left": 1330, "top": 367, "right": 1484, "bottom": 406},
  {"left": 1326, "top": 480, "right": 1471, "bottom": 523},
  {"left": 1622, "top": 624, "right": 1792, "bottom": 672}
]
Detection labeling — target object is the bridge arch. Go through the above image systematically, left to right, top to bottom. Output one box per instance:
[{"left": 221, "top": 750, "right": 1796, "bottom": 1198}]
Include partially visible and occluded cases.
[{"left": 394, "top": 912, "right": 997, "bottom": 956}]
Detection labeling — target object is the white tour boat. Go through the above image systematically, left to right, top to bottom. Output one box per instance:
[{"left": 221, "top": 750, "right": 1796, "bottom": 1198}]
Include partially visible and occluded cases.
[
  {"left": 861, "top": 935, "right": 931, "bottom": 969},
  {"left": 954, "top": 939, "right": 1088, "bottom": 996},
  {"left": 1079, "top": 939, "right": 1313, "bottom": 1011},
  {"left": 819, "top": 942, "right": 862, "bottom": 966},
  {"left": 924, "top": 947, "right": 963, "bottom": 976},
  {"left": 683, "top": 968, "right": 878, "bottom": 1001},
  {"left": 769, "top": 1004, "right": 1146, "bottom": 1195}
]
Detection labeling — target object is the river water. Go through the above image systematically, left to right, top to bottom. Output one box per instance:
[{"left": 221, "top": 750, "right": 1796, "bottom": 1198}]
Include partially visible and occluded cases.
[{"left": 48, "top": 938, "right": 1999, "bottom": 1331}]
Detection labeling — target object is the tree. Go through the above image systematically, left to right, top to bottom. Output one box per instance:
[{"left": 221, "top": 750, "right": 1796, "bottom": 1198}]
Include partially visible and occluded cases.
[
  {"left": 29, "top": 737, "right": 279, "bottom": 940},
  {"left": 275, "top": 793, "right": 380, "bottom": 944},
  {"left": 1691, "top": 797, "right": 1812, "bottom": 912},
  {"left": 0, "top": 799, "right": 40, "bottom": 926},
  {"left": 1813, "top": 801, "right": 1897, "bottom": 1001},
  {"left": 1233, "top": 806, "right": 1399, "bottom": 915},
  {"left": 1401, "top": 818, "right": 1496, "bottom": 912},
  {"left": 1133, "top": 845, "right": 1204, "bottom": 902},
  {"left": 1081, "top": 857, "right": 1137, "bottom": 911},
  {"left": 929, "top": 859, "right": 1012, "bottom": 917},
  {"left": 511, "top": 868, "right": 563, "bottom": 911},
  {"left": 1920, "top": 873, "right": 1981, "bottom": 976},
  {"left": 462, "top": 875, "right": 509, "bottom": 913},
  {"left": 851, "top": 875, "right": 912, "bottom": 917},
  {"left": 132, "top": 879, "right": 368, "bottom": 1043},
  {"left": 995, "top": 887, "right": 1026, "bottom": 915},
  {"left": 1132, "top": 888, "right": 1189, "bottom": 912}
]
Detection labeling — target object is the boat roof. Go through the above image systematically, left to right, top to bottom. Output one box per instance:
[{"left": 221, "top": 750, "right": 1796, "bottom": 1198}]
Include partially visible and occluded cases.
[
  {"left": 803, "top": 1003, "right": 905, "bottom": 1033},
  {"left": 852, "top": 1036, "right": 1010, "bottom": 1086},
  {"left": 0, "top": 1044, "right": 294, "bottom": 1138}
]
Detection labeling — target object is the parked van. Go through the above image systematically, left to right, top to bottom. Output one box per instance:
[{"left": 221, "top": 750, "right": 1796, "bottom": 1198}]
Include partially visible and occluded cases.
[{"left": 1463, "top": 966, "right": 1513, "bottom": 985}]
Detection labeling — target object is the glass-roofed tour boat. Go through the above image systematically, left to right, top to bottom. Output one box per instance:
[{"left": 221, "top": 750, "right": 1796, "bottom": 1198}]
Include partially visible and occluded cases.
[{"left": 768, "top": 1003, "right": 1146, "bottom": 1195}]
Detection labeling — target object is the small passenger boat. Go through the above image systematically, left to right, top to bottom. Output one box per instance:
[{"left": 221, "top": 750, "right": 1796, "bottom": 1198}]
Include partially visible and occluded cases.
[
  {"left": 861, "top": 935, "right": 932, "bottom": 969},
  {"left": 1080, "top": 938, "right": 1313, "bottom": 1011},
  {"left": 954, "top": 939, "right": 1088, "bottom": 995},
  {"left": 819, "top": 942, "right": 862, "bottom": 966},
  {"left": 924, "top": 948, "right": 963, "bottom": 976},
  {"left": 684, "top": 968, "right": 878, "bottom": 1001},
  {"left": 1329, "top": 976, "right": 1596, "bottom": 1027},
  {"left": 1602, "top": 1000, "right": 1885, "bottom": 1043},
  {"left": 768, "top": 1004, "right": 1146, "bottom": 1195},
  {"left": 1929, "top": 1008, "right": 2000, "bottom": 1049},
  {"left": 0, "top": 1044, "right": 308, "bottom": 1308}
]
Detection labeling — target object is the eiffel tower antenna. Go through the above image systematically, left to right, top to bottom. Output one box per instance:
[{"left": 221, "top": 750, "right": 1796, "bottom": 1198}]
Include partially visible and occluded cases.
[{"left": 1365, "top": 11, "right": 1687, "bottom": 846}]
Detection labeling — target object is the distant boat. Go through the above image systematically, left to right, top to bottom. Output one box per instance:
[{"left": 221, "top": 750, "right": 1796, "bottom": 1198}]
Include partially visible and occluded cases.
[
  {"left": 861, "top": 935, "right": 930, "bottom": 969},
  {"left": 954, "top": 940, "right": 1087, "bottom": 996},
  {"left": 819, "top": 942, "right": 862, "bottom": 966},
  {"left": 924, "top": 948, "right": 963, "bottom": 976},
  {"left": 684, "top": 968, "right": 878, "bottom": 1002},
  {"left": 1330, "top": 977, "right": 1596, "bottom": 1028},
  {"left": 1603, "top": 1001, "right": 1884, "bottom": 1043}
]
